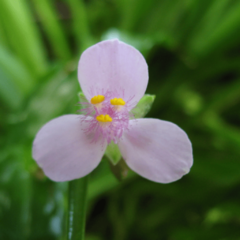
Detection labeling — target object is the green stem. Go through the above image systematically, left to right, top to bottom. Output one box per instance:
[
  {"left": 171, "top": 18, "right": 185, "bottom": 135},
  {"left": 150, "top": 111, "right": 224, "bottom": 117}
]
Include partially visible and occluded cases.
[{"left": 67, "top": 175, "right": 89, "bottom": 240}]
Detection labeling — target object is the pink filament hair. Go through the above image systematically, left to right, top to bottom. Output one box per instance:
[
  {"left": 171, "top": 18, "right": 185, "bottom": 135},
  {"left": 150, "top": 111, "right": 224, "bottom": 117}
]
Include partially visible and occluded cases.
[{"left": 79, "top": 89, "right": 133, "bottom": 144}]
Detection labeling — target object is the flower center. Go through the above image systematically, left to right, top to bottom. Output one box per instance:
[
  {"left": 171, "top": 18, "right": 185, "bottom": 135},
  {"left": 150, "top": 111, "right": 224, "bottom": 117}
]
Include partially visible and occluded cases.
[
  {"left": 80, "top": 92, "right": 130, "bottom": 144},
  {"left": 91, "top": 95, "right": 105, "bottom": 104},
  {"left": 110, "top": 98, "right": 125, "bottom": 106},
  {"left": 96, "top": 114, "right": 113, "bottom": 123}
]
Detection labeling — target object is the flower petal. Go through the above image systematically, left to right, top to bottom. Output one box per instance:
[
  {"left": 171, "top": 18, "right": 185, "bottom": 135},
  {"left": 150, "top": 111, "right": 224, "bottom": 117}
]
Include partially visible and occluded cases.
[
  {"left": 78, "top": 39, "right": 148, "bottom": 106},
  {"left": 32, "top": 115, "right": 106, "bottom": 182},
  {"left": 118, "top": 119, "right": 193, "bottom": 183}
]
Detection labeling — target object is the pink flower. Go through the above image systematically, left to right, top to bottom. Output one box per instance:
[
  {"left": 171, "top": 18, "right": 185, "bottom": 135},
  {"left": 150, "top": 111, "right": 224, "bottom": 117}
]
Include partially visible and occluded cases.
[{"left": 32, "top": 39, "right": 193, "bottom": 183}]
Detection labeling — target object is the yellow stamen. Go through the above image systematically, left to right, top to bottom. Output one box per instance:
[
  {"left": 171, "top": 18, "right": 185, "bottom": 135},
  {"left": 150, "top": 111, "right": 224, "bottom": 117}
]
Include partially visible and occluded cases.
[
  {"left": 91, "top": 95, "right": 105, "bottom": 104},
  {"left": 110, "top": 98, "right": 125, "bottom": 106},
  {"left": 96, "top": 114, "right": 112, "bottom": 123}
]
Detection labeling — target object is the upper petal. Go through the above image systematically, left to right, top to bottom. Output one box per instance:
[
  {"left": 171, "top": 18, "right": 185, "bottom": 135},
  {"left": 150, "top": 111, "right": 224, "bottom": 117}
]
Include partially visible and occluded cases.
[
  {"left": 78, "top": 39, "right": 148, "bottom": 106},
  {"left": 32, "top": 115, "right": 106, "bottom": 182},
  {"left": 118, "top": 118, "right": 193, "bottom": 183}
]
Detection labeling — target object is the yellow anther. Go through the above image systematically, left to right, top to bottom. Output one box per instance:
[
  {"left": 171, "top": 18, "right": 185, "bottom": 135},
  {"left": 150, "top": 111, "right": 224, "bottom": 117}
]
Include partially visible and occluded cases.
[
  {"left": 91, "top": 95, "right": 105, "bottom": 104},
  {"left": 110, "top": 98, "right": 126, "bottom": 106},
  {"left": 96, "top": 114, "right": 112, "bottom": 123}
]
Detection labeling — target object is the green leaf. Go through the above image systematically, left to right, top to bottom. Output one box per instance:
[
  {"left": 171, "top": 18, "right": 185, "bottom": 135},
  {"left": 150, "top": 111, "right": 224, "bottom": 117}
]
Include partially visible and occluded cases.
[
  {"left": 0, "top": 0, "right": 47, "bottom": 76},
  {"left": 32, "top": 0, "right": 72, "bottom": 61},
  {"left": 68, "top": 0, "right": 94, "bottom": 53},
  {"left": 188, "top": 1, "right": 240, "bottom": 58},
  {"left": 0, "top": 13, "right": 8, "bottom": 47},
  {"left": 0, "top": 45, "right": 34, "bottom": 95},
  {"left": 0, "top": 68, "right": 23, "bottom": 109},
  {"left": 130, "top": 94, "right": 155, "bottom": 118},
  {"left": 203, "top": 113, "right": 240, "bottom": 152},
  {"left": 105, "top": 141, "right": 122, "bottom": 165},
  {"left": 0, "top": 146, "right": 32, "bottom": 239},
  {"left": 67, "top": 176, "right": 88, "bottom": 240}
]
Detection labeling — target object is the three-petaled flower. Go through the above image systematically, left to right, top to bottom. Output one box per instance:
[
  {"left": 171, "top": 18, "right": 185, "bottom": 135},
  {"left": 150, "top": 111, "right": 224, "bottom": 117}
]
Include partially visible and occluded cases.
[{"left": 33, "top": 39, "right": 193, "bottom": 183}]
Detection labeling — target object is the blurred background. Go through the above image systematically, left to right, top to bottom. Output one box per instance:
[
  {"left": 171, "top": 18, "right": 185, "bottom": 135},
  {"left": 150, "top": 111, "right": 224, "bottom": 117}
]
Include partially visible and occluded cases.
[{"left": 1, "top": 0, "right": 240, "bottom": 239}]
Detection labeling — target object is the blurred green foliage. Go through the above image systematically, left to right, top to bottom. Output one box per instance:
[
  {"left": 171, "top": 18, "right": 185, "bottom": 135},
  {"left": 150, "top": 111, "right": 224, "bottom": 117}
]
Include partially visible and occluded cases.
[{"left": 1, "top": 0, "right": 240, "bottom": 239}]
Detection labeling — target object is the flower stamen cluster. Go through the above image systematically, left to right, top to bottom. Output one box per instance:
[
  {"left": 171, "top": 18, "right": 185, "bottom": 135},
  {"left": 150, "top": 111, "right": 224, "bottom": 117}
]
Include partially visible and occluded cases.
[
  {"left": 81, "top": 93, "right": 130, "bottom": 144},
  {"left": 91, "top": 95, "right": 105, "bottom": 104},
  {"left": 110, "top": 98, "right": 125, "bottom": 106},
  {"left": 96, "top": 114, "right": 112, "bottom": 122}
]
